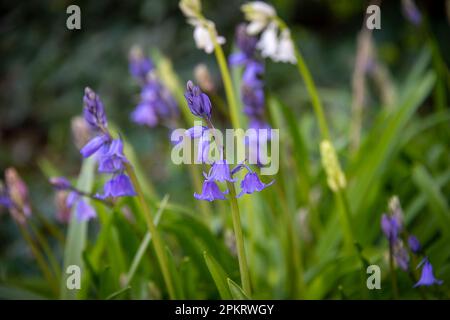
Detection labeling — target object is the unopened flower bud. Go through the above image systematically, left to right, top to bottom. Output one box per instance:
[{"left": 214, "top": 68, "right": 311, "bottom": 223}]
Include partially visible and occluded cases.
[
  {"left": 194, "top": 64, "right": 215, "bottom": 92},
  {"left": 71, "top": 116, "right": 91, "bottom": 150},
  {"left": 320, "top": 140, "right": 346, "bottom": 192},
  {"left": 5, "top": 167, "right": 31, "bottom": 224}
]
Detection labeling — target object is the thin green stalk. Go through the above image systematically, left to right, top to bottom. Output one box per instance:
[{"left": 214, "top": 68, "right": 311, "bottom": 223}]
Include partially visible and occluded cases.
[
  {"left": 209, "top": 28, "right": 242, "bottom": 130},
  {"left": 294, "top": 47, "right": 330, "bottom": 140},
  {"left": 125, "top": 163, "right": 176, "bottom": 299},
  {"left": 227, "top": 181, "right": 251, "bottom": 297},
  {"left": 335, "top": 189, "right": 356, "bottom": 253},
  {"left": 18, "top": 223, "right": 59, "bottom": 295},
  {"left": 389, "top": 242, "right": 399, "bottom": 299}
]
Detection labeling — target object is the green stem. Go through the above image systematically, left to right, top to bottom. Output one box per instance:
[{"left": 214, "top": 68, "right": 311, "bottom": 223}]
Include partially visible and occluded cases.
[
  {"left": 209, "top": 28, "right": 242, "bottom": 130},
  {"left": 294, "top": 47, "right": 330, "bottom": 140},
  {"left": 125, "top": 163, "right": 176, "bottom": 299},
  {"left": 227, "top": 181, "right": 251, "bottom": 296},
  {"left": 335, "top": 189, "right": 356, "bottom": 253},
  {"left": 18, "top": 223, "right": 59, "bottom": 295},
  {"left": 389, "top": 242, "right": 399, "bottom": 299}
]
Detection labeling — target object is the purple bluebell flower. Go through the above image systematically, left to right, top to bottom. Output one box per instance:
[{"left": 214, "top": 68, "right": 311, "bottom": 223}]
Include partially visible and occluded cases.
[
  {"left": 402, "top": 0, "right": 421, "bottom": 26},
  {"left": 229, "top": 24, "right": 259, "bottom": 66},
  {"left": 129, "top": 46, "right": 154, "bottom": 82},
  {"left": 242, "top": 61, "right": 264, "bottom": 88},
  {"left": 131, "top": 77, "right": 179, "bottom": 127},
  {"left": 184, "top": 80, "right": 212, "bottom": 119},
  {"left": 83, "top": 87, "right": 108, "bottom": 131},
  {"left": 131, "top": 102, "right": 158, "bottom": 127},
  {"left": 80, "top": 134, "right": 110, "bottom": 158},
  {"left": 98, "top": 139, "right": 128, "bottom": 173},
  {"left": 208, "top": 160, "right": 236, "bottom": 182},
  {"left": 238, "top": 172, "right": 274, "bottom": 198},
  {"left": 100, "top": 174, "right": 136, "bottom": 199},
  {"left": 49, "top": 177, "right": 72, "bottom": 190},
  {"left": 194, "top": 179, "right": 228, "bottom": 201},
  {"left": 66, "top": 191, "right": 96, "bottom": 222},
  {"left": 381, "top": 213, "right": 401, "bottom": 243},
  {"left": 408, "top": 235, "right": 421, "bottom": 253},
  {"left": 393, "top": 242, "right": 410, "bottom": 271},
  {"left": 414, "top": 258, "right": 443, "bottom": 287}
]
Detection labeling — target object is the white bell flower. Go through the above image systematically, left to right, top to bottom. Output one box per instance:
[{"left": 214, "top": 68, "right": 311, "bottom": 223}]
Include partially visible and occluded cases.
[
  {"left": 242, "top": 1, "right": 276, "bottom": 35},
  {"left": 193, "top": 22, "right": 225, "bottom": 54},
  {"left": 256, "top": 22, "right": 278, "bottom": 59},
  {"left": 275, "top": 29, "right": 297, "bottom": 64}
]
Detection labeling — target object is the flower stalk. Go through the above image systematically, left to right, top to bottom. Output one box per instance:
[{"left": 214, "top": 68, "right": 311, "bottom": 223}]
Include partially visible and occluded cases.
[{"left": 124, "top": 163, "right": 176, "bottom": 299}]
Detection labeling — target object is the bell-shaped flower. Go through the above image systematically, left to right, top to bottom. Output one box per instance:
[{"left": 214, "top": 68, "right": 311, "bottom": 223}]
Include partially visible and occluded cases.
[
  {"left": 242, "top": 1, "right": 276, "bottom": 35},
  {"left": 193, "top": 22, "right": 225, "bottom": 54},
  {"left": 257, "top": 22, "right": 278, "bottom": 59},
  {"left": 275, "top": 29, "right": 297, "bottom": 64},
  {"left": 80, "top": 134, "right": 110, "bottom": 158},
  {"left": 98, "top": 139, "right": 128, "bottom": 173},
  {"left": 208, "top": 160, "right": 235, "bottom": 182},
  {"left": 237, "top": 172, "right": 273, "bottom": 197},
  {"left": 100, "top": 174, "right": 136, "bottom": 199},
  {"left": 194, "top": 179, "right": 228, "bottom": 201},
  {"left": 414, "top": 259, "right": 443, "bottom": 287}
]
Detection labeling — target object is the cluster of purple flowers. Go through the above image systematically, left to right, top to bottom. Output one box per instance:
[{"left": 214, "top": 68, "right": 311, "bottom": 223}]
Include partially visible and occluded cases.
[
  {"left": 229, "top": 24, "right": 272, "bottom": 165},
  {"left": 129, "top": 47, "right": 178, "bottom": 127},
  {"left": 183, "top": 81, "right": 273, "bottom": 202},
  {"left": 50, "top": 88, "right": 137, "bottom": 221},
  {"left": 0, "top": 168, "right": 31, "bottom": 225},
  {"left": 381, "top": 197, "right": 443, "bottom": 287}
]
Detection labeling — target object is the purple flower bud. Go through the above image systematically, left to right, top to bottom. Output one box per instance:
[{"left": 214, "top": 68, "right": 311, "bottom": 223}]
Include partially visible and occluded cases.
[
  {"left": 129, "top": 46, "right": 154, "bottom": 81},
  {"left": 184, "top": 81, "right": 212, "bottom": 119},
  {"left": 83, "top": 87, "right": 108, "bottom": 130},
  {"left": 80, "top": 134, "right": 110, "bottom": 158},
  {"left": 98, "top": 139, "right": 128, "bottom": 173},
  {"left": 208, "top": 160, "right": 236, "bottom": 182},
  {"left": 237, "top": 172, "right": 274, "bottom": 198},
  {"left": 101, "top": 174, "right": 136, "bottom": 199},
  {"left": 49, "top": 177, "right": 72, "bottom": 190},
  {"left": 194, "top": 179, "right": 228, "bottom": 201},
  {"left": 381, "top": 214, "right": 400, "bottom": 243},
  {"left": 408, "top": 235, "right": 421, "bottom": 253},
  {"left": 414, "top": 258, "right": 443, "bottom": 287}
]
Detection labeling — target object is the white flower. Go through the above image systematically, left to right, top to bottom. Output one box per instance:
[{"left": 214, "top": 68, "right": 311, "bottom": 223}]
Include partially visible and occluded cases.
[
  {"left": 242, "top": 1, "right": 276, "bottom": 35},
  {"left": 193, "top": 22, "right": 225, "bottom": 54},
  {"left": 256, "top": 22, "right": 278, "bottom": 58},
  {"left": 275, "top": 29, "right": 297, "bottom": 64}
]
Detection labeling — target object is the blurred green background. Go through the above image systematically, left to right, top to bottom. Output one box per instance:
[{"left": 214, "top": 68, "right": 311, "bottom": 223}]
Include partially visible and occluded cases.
[{"left": 0, "top": 0, "right": 449, "bottom": 289}]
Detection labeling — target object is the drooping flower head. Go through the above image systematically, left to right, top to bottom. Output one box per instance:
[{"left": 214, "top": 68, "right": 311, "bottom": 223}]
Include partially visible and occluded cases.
[
  {"left": 180, "top": 0, "right": 226, "bottom": 54},
  {"left": 241, "top": 1, "right": 297, "bottom": 64},
  {"left": 184, "top": 80, "right": 212, "bottom": 119},
  {"left": 208, "top": 160, "right": 236, "bottom": 182},
  {"left": 2, "top": 168, "right": 31, "bottom": 224},
  {"left": 237, "top": 171, "right": 273, "bottom": 198},
  {"left": 99, "top": 173, "right": 136, "bottom": 199},
  {"left": 194, "top": 179, "right": 228, "bottom": 201},
  {"left": 67, "top": 192, "right": 96, "bottom": 222},
  {"left": 408, "top": 235, "right": 421, "bottom": 253},
  {"left": 414, "top": 258, "right": 443, "bottom": 287}
]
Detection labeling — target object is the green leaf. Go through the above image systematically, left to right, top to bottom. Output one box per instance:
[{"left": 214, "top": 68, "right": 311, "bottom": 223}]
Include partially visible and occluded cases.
[
  {"left": 60, "top": 157, "right": 96, "bottom": 299},
  {"left": 412, "top": 165, "right": 450, "bottom": 235},
  {"left": 165, "top": 246, "right": 185, "bottom": 299},
  {"left": 204, "top": 251, "right": 233, "bottom": 299},
  {"left": 227, "top": 278, "right": 249, "bottom": 300}
]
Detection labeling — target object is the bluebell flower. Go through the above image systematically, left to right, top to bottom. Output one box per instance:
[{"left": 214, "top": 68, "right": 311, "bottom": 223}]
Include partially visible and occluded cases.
[
  {"left": 402, "top": 0, "right": 421, "bottom": 26},
  {"left": 229, "top": 24, "right": 259, "bottom": 66},
  {"left": 129, "top": 46, "right": 154, "bottom": 82},
  {"left": 131, "top": 76, "right": 179, "bottom": 127},
  {"left": 184, "top": 80, "right": 212, "bottom": 119},
  {"left": 83, "top": 87, "right": 108, "bottom": 131},
  {"left": 80, "top": 134, "right": 110, "bottom": 158},
  {"left": 98, "top": 139, "right": 128, "bottom": 173},
  {"left": 208, "top": 160, "right": 236, "bottom": 182},
  {"left": 238, "top": 172, "right": 274, "bottom": 198},
  {"left": 99, "top": 174, "right": 136, "bottom": 199},
  {"left": 49, "top": 177, "right": 73, "bottom": 190},
  {"left": 194, "top": 179, "right": 228, "bottom": 201},
  {"left": 66, "top": 191, "right": 96, "bottom": 222},
  {"left": 381, "top": 213, "right": 401, "bottom": 243},
  {"left": 408, "top": 235, "right": 421, "bottom": 253},
  {"left": 414, "top": 258, "right": 443, "bottom": 287}
]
